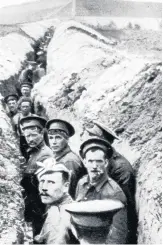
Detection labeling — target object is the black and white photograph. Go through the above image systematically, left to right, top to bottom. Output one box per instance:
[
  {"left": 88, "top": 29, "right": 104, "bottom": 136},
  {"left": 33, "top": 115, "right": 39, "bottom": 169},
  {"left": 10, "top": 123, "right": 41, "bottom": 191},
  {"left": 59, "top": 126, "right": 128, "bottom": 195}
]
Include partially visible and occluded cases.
[{"left": 0, "top": 0, "right": 162, "bottom": 244}]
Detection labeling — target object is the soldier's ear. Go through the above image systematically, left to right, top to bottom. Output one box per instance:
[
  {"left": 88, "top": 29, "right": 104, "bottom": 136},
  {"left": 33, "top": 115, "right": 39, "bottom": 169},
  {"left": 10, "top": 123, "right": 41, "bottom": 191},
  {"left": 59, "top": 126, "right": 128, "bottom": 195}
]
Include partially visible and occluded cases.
[
  {"left": 105, "top": 159, "right": 109, "bottom": 168},
  {"left": 64, "top": 181, "right": 70, "bottom": 192}
]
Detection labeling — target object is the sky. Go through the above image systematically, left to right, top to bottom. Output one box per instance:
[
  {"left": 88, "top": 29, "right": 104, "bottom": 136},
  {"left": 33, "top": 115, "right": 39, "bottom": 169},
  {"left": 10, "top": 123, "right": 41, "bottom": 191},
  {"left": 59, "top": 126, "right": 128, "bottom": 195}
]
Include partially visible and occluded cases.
[
  {"left": 0, "top": 0, "right": 161, "bottom": 9},
  {"left": 0, "top": 0, "right": 39, "bottom": 9}
]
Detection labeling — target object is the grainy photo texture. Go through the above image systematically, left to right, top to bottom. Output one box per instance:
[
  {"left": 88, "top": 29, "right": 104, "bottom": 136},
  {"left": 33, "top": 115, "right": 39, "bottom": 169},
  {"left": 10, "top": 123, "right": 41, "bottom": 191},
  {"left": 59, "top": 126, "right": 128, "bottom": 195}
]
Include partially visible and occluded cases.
[{"left": 0, "top": 0, "right": 162, "bottom": 244}]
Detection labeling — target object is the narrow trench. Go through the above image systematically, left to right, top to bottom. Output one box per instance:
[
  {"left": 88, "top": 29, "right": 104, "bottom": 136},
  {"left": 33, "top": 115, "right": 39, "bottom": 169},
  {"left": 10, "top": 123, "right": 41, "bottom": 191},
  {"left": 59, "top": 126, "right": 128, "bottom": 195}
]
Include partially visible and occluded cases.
[
  {"left": 1, "top": 24, "right": 161, "bottom": 244},
  {"left": 17, "top": 25, "right": 54, "bottom": 98},
  {"left": 2, "top": 26, "right": 55, "bottom": 114}
]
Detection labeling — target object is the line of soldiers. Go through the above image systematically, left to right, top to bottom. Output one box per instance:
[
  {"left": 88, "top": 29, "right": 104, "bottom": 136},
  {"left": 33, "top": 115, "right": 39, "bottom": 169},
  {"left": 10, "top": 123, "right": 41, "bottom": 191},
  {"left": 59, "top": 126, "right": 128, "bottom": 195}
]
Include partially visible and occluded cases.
[
  {"left": 4, "top": 81, "right": 33, "bottom": 119},
  {"left": 3, "top": 88, "right": 137, "bottom": 244}
]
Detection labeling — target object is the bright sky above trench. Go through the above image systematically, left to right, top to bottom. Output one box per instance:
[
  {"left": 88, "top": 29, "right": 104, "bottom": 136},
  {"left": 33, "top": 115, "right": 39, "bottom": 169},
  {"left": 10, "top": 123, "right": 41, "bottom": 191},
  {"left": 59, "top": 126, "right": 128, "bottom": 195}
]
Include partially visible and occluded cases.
[
  {"left": 0, "top": 0, "right": 162, "bottom": 9},
  {"left": 0, "top": 0, "right": 39, "bottom": 9}
]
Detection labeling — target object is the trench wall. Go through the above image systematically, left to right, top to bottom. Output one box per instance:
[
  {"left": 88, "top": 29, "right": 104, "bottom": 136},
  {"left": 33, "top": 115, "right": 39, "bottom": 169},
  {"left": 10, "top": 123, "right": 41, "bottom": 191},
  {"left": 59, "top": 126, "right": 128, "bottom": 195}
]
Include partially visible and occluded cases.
[{"left": 0, "top": 19, "right": 59, "bottom": 243}]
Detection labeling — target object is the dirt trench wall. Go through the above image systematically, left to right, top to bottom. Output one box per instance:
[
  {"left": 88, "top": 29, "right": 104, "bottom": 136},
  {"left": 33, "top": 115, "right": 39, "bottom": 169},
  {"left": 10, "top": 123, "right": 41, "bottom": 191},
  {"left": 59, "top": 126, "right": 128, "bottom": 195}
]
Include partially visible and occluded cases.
[
  {"left": 0, "top": 20, "right": 59, "bottom": 243},
  {"left": 33, "top": 21, "right": 162, "bottom": 244},
  {"left": 0, "top": 31, "right": 34, "bottom": 244},
  {"left": 0, "top": 100, "right": 24, "bottom": 243}
]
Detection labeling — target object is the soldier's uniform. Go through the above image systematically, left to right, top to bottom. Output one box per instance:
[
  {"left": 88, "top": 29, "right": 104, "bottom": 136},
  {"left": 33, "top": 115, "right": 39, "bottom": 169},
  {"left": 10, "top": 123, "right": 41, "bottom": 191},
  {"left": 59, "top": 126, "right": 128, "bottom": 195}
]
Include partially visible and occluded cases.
[
  {"left": 19, "top": 116, "right": 53, "bottom": 237},
  {"left": 46, "top": 119, "right": 86, "bottom": 199},
  {"left": 85, "top": 122, "right": 137, "bottom": 243},
  {"left": 85, "top": 122, "right": 135, "bottom": 196},
  {"left": 76, "top": 138, "right": 128, "bottom": 244},
  {"left": 34, "top": 164, "right": 79, "bottom": 244}
]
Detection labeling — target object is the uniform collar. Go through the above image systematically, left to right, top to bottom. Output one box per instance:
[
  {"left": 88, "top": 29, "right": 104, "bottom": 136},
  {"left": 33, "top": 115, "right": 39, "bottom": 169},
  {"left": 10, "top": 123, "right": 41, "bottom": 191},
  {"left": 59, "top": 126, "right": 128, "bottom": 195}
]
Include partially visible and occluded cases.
[
  {"left": 54, "top": 145, "right": 71, "bottom": 161},
  {"left": 84, "top": 173, "right": 109, "bottom": 192}
]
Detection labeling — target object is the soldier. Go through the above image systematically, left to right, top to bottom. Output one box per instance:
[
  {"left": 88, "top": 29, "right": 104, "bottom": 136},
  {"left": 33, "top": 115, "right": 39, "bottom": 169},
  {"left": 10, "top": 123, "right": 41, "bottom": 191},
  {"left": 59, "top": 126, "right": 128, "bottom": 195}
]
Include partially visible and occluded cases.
[
  {"left": 19, "top": 82, "right": 35, "bottom": 113},
  {"left": 20, "top": 82, "right": 33, "bottom": 98},
  {"left": 4, "top": 93, "right": 19, "bottom": 118},
  {"left": 12, "top": 96, "right": 35, "bottom": 134},
  {"left": 12, "top": 97, "right": 37, "bottom": 159},
  {"left": 19, "top": 116, "right": 53, "bottom": 237},
  {"left": 45, "top": 119, "right": 86, "bottom": 198},
  {"left": 85, "top": 121, "right": 137, "bottom": 243},
  {"left": 76, "top": 137, "right": 128, "bottom": 244},
  {"left": 34, "top": 160, "right": 79, "bottom": 244},
  {"left": 65, "top": 199, "right": 125, "bottom": 244}
]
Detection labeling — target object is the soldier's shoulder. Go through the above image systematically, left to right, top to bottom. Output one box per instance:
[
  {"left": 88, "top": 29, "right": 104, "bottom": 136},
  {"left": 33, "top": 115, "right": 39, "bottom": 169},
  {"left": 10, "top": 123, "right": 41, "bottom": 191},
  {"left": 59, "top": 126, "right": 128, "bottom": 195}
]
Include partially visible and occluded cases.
[
  {"left": 39, "top": 144, "right": 53, "bottom": 159},
  {"left": 111, "top": 148, "right": 134, "bottom": 171},
  {"left": 65, "top": 149, "right": 81, "bottom": 163},
  {"left": 77, "top": 175, "right": 88, "bottom": 186},
  {"left": 107, "top": 176, "right": 120, "bottom": 188},
  {"left": 105, "top": 177, "right": 127, "bottom": 203}
]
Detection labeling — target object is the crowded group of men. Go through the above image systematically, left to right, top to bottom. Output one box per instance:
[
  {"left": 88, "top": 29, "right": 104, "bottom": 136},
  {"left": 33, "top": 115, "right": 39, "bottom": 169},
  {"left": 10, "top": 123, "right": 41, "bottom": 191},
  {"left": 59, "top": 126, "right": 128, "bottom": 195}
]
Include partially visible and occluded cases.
[{"left": 3, "top": 81, "right": 137, "bottom": 244}]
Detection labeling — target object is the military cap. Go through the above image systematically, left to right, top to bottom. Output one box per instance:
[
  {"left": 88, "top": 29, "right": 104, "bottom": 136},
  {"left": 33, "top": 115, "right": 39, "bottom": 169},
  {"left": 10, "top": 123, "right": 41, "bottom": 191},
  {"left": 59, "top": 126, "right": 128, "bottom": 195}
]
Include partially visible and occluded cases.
[
  {"left": 20, "top": 82, "right": 33, "bottom": 89},
  {"left": 4, "top": 94, "right": 19, "bottom": 103},
  {"left": 18, "top": 96, "right": 32, "bottom": 106},
  {"left": 20, "top": 115, "right": 47, "bottom": 130},
  {"left": 46, "top": 119, "right": 75, "bottom": 137},
  {"left": 86, "top": 121, "right": 119, "bottom": 144},
  {"left": 79, "top": 137, "right": 113, "bottom": 159},
  {"left": 36, "top": 159, "right": 71, "bottom": 180},
  {"left": 65, "top": 199, "right": 124, "bottom": 228}
]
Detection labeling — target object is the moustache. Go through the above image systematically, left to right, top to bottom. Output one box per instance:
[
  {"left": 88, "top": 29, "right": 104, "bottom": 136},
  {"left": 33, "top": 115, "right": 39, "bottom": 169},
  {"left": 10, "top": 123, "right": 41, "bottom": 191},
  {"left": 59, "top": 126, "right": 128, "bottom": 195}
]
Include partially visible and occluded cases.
[
  {"left": 29, "top": 141, "right": 37, "bottom": 145},
  {"left": 91, "top": 170, "right": 102, "bottom": 173}
]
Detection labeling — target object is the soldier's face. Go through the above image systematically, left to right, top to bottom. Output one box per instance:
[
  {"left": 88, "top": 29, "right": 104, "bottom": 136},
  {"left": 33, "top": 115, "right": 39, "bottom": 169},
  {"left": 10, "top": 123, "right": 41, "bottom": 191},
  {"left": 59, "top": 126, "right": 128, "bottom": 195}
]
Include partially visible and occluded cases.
[
  {"left": 21, "top": 87, "right": 31, "bottom": 97},
  {"left": 7, "top": 99, "right": 17, "bottom": 112},
  {"left": 20, "top": 101, "right": 31, "bottom": 116},
  {"left": 24, "top": 129, "right": 43, "bottom": 148},
  {"left": 48, "top": 133, "right": 68, "bottom": 153},
  {"left": 84, "top": 149, "right": 108, "bottom": 182},
  {"left": 39, "top": 172, "right": 68, "bottom": 204}
]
